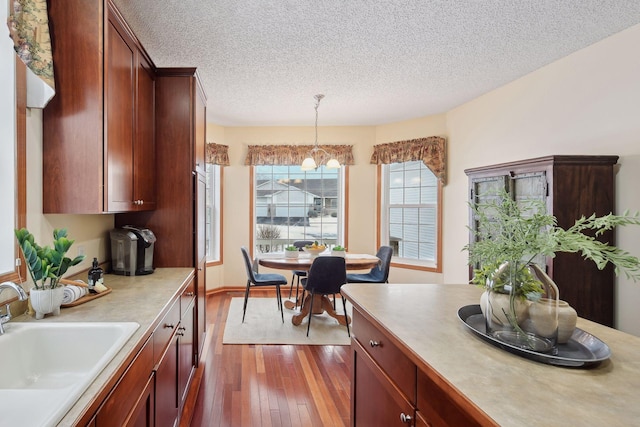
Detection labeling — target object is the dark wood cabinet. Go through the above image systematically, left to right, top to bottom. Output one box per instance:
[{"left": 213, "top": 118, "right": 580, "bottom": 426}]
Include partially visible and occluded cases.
[
  {"left": 44, "top": 0, "right": 155, "bottom": 213},
  {"left": 116, "top": 67, "right": 207, "bottom": 359},
  {"left": 465, "top": 155, "right": 619, "bottom": 326},
  {"left": 94, "top": 337, "right": 154, "bottom": 426}
]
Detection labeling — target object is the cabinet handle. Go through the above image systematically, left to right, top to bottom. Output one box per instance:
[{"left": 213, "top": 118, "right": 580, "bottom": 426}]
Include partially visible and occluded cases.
[
  {"left": 164, "top": 323, "right": 175, "bottom": 329},
  {"left": 369, "top": 340, "right": 380, "bottom": 348},
  {"left": 400, "top": 412, "right": 413, "bottom": 424}
]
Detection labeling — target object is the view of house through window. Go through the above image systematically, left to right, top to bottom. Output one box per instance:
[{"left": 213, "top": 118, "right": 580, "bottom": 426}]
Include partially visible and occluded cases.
[
  {"left": 380, "top": 160, "right": 439, "bottom": 267},
  {"left": 254, "top": 165, "right": 342, "bottom": 253}
]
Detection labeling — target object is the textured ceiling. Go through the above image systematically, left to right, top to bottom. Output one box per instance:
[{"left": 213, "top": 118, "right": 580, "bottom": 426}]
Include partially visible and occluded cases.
[{"left": 112, "top": 0, "right": 640, "bottom": 126}]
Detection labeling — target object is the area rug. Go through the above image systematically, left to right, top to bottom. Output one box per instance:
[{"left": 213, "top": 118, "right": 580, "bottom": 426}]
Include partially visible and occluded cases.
[{"left": 222, "top": 297, "right": 352, "bottom": 345}]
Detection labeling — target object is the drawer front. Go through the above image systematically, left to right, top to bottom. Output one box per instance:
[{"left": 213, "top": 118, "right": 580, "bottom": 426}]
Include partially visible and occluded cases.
[
  {"left": 180, "top": 277, "right": 196, "bottom": 318},
  {"left": 153, "top": 298, "right": 180, "bottom": 365},
  {"left": 352, "top": 309, "right": 416, "bottom": 403},
  {"left": 417, "top": 368, "right": 488, "bottom": 427}
]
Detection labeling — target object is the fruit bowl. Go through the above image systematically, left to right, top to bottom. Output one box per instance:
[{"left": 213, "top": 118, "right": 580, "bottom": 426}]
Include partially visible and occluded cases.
[{"left": 303, "top": 246, "right": 326, "bottom": 257}]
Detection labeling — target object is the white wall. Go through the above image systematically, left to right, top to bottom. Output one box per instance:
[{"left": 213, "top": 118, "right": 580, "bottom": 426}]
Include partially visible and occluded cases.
[{"left": 444, "top": 23, "right": 640, "bottom": 335}]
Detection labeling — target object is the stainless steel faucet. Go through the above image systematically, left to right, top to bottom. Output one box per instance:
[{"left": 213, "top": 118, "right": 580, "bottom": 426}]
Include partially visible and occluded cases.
[{"left": 0, "top": 282, "right": 28, "bottom": 335}]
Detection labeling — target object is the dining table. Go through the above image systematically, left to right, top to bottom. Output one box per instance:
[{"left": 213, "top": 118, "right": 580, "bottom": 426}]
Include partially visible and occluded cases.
[{"left": 257, "top": 252, "right": 380, "bottom": 326}]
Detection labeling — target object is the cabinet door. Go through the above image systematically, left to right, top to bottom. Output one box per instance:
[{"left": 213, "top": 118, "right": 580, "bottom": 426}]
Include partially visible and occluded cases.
[
  {"left": 105, "top": 11, "right": 136, "bottom": 212},
  {"left": 134, "top": 52, "right": 156, "bottom": 210},
  {"left": 193, "top": 82, "right": 206, "bottom": 174},
  {"left": 196, "top": 173, "right": 207, "bottom": 355},
  {"left": 178, "top": 300, "right": 196, "bottom": 405},
  {"left": 155, "top": 332, "right": 179, "bottom": 427},
  {"left": 351, "top": 340, "right": 415, "bottom": 427}
]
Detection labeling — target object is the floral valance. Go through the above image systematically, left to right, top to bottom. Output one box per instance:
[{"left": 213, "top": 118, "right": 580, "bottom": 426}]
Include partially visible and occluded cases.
[
  {"left": 7, "top": 0, "right": 55, "bottom": 107},
  {"left": 370, "top": 136, "right": 446, "bottom": 183},
  {"left": 206, "top": 142, "right": 230, "bottom": 166},
  {"left": 244, "top": 144, "right": 354, "bottom": 166}
]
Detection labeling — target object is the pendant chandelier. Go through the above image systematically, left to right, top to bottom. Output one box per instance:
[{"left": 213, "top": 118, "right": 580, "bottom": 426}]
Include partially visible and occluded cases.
[{"left": 301, "top": 94, "right": 340, "bottom": 171}]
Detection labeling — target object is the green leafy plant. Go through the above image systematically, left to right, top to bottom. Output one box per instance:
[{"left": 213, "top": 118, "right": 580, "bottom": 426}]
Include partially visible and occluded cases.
[
  {"left": 463, "top": 190, "right": 640, "bottom": 296},
  {"left": 15, "top": 228, "right": 85, "bottom": 290}
]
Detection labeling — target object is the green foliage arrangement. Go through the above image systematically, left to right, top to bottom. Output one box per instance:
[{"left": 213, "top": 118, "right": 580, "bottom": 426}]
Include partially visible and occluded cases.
[
  {"left": 463, "top": 190, "right": 640, "bottom": 295},
  {"left": 15, "top": 228, "right": 85, "bottom": 290}
]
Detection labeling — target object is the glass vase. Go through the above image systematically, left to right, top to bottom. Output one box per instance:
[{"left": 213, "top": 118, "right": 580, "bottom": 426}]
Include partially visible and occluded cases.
[{"left": 482, "top": 261, "right": 559, "bottom": 354}]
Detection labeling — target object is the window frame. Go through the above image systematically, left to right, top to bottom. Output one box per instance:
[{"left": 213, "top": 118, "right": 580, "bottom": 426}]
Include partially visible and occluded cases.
[
  {"left": 377, "top": 162, "right": 442, "bottom": 272},
  {"left": 205, "top": 163, "right": 223, "bottom": 266},
  {"left": 250, "top": 165, "right": 347, "bottom": 256}
]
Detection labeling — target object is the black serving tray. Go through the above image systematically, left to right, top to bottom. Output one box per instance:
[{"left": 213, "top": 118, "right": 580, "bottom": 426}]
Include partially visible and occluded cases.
[{"left": 457, "top": 305, "right": 611, "bottom": 368}]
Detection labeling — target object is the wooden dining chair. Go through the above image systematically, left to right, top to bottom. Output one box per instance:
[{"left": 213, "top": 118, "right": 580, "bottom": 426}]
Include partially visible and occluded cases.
[
  {"left": 346, "top": 246, "right": 393, "bottom": 284},
  {"left": 240, "top": 247, "right": 288, "bottom": 323},
  {"left": 301, "top": 256, "right": 349, "bottom": 337}
]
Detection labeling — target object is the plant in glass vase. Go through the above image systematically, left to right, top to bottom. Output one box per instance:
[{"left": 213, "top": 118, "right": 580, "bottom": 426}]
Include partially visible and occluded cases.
[
  {"left": 463, "top": 190, "right": 640, "bottom": 352},
  {"left": 15, "top": 228, "right": 84, "bottom": 319}
]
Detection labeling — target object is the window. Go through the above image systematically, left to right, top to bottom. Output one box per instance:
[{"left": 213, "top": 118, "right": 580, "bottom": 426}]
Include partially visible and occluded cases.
[
  {"left": 380, "top": 160, "right": 441, "bottom": 269},
  {"left": 205, "top": 164, "right": 221, "bottom": 263},
  {"left": 254, "top": 165, "right": 343, "bottom": 253}
]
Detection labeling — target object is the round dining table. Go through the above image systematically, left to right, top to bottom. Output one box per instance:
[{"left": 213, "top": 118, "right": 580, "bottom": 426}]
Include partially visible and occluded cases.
[{"left": 257, "top": 253, "right": 380, "bottom": 325}]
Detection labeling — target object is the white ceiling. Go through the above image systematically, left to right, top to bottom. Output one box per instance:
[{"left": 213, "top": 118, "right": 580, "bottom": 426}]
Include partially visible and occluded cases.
[{"left": 112, "top": 1, "right": 640, "bottom": 127}]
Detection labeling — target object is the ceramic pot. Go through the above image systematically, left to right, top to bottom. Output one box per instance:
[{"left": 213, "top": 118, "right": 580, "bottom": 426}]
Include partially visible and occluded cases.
[
  {"left": 285, "top": 250, "right": 299, "bottom": 259},
  {"left": 30, "top": 286, "right": 65, "bottom": 320},
  {"left": 480, "top": 290, "right": 529, "bottom": 326},
  {"left": 528, "top": 298, "right": 559, "bottom": 339},
  {"left": 557, "top": 300, "right": 578, "bottom": 344}
]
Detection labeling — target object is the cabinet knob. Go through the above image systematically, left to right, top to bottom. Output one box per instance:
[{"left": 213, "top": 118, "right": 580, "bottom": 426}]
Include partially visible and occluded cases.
[
  {"left": 369, "top": 340, "right": 380, "bottom": 348},
  {"left": 400, "top": 412, "right": 413, "bottom": 424}
]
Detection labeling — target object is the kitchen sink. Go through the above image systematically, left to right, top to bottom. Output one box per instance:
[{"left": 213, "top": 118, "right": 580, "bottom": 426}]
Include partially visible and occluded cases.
[{"left": 0, "top": 321, "right": 139, "bottom": 426}]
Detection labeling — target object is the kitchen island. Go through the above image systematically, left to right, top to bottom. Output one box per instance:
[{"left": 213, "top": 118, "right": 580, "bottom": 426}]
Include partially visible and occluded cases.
[
  {"left": 13, "top": 268, "right": 195, "bottom": 426},
  {"left": 341, "top": 283, "right": 640, "bottom": 426}
]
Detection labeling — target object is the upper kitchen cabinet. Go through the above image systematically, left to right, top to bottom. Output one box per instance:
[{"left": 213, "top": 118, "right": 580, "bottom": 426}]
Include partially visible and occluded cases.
[{"left": 43, "top": 0, "right": 156, "bottom": 213}]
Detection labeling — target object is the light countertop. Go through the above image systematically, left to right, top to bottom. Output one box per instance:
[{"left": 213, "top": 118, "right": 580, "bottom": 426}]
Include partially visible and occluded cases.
[
  {"left": 12, "top": 268, "right": 194, "bottom": 426},
  {"left": 341, "top": 283, "right": 640, "bottom": 426}
]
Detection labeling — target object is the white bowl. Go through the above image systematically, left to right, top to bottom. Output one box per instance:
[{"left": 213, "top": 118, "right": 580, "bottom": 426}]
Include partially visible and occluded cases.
[{"left": 303, "top": 246, "right": 326, "bottom": 257}]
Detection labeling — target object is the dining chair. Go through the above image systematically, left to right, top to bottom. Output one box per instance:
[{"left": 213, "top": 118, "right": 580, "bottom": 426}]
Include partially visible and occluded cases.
[
  {"left": 288, "top": 240, "right": 314, "bottom": 308},
  {"left": 346, "top": 245, "right": 393, "bottom": 284},
  {"left": 240, "top": 247, "right": 288, "bottom": 323},
  {"left": 301, "top": 256, "right": 350, "bottom": 337}
]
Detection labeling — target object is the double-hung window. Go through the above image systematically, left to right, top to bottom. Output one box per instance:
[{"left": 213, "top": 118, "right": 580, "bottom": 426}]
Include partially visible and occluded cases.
[
  {"left": 379, "top": 160, "right": 441, "bottom": 270},
  {"left": 254, "top": 165, "right": 343, "bottom": 253}
]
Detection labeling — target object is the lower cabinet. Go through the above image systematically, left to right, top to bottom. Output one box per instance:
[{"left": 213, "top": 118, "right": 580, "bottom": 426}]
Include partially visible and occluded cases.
[
  {"left": 89, "top": 278, "right": 196, "bottom": 427},
  {"left": 351, "top": 308, "right": 490, "bottom": 427},
  {"left": 93, "top": 336, "right": 154, "bottom": 426}
]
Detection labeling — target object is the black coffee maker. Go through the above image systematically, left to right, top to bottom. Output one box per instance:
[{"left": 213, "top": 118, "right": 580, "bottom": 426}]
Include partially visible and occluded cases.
[{"left": 110, "top": 226, "right": 156, "bottom": 275}]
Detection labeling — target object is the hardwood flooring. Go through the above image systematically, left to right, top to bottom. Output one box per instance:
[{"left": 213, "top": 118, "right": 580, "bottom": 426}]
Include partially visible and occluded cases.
[{"left": 189, "top": 290, "right": 351, "bottom": 427}]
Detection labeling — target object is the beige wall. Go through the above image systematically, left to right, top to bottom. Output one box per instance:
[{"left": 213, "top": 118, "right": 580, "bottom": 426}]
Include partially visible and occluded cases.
[{"left": 444, "top": 23, "right": 640, "bottom": 335}]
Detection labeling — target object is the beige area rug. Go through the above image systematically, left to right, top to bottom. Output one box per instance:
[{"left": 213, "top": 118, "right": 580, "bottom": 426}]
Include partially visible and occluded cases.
[{"left": 223, "top": 297, "right": 352, "bottom": 345}]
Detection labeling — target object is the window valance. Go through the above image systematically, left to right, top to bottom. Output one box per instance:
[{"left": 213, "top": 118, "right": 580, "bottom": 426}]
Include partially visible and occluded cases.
[
  {"left": 370, "top": 136, "right": 446, "bottom": 183},
  {"left": 206, "top": 142, "right": 230, "bottom": 166},
  {"left": 244, "top": 144, "right": 354, "bottom": 166}
]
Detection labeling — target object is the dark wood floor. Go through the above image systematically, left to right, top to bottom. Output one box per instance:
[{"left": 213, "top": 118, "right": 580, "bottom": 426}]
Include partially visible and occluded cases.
[{"left": 189, "top": 290, "right": 351, "bottom": 427}]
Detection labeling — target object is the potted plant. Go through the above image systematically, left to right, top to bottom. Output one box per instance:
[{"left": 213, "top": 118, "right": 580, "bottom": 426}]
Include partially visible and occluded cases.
[
  {"left": 463, "top": 190, "right": 640, "bottom": 352},
  {"left": 15, "top": 228, "right": 85, "bottom": 319},
  {"left": 284, "top": 245, "right": 299, "bottom": 258},
  {"left": 332, "top": 245, "right": 346, "bottom": 257}
]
